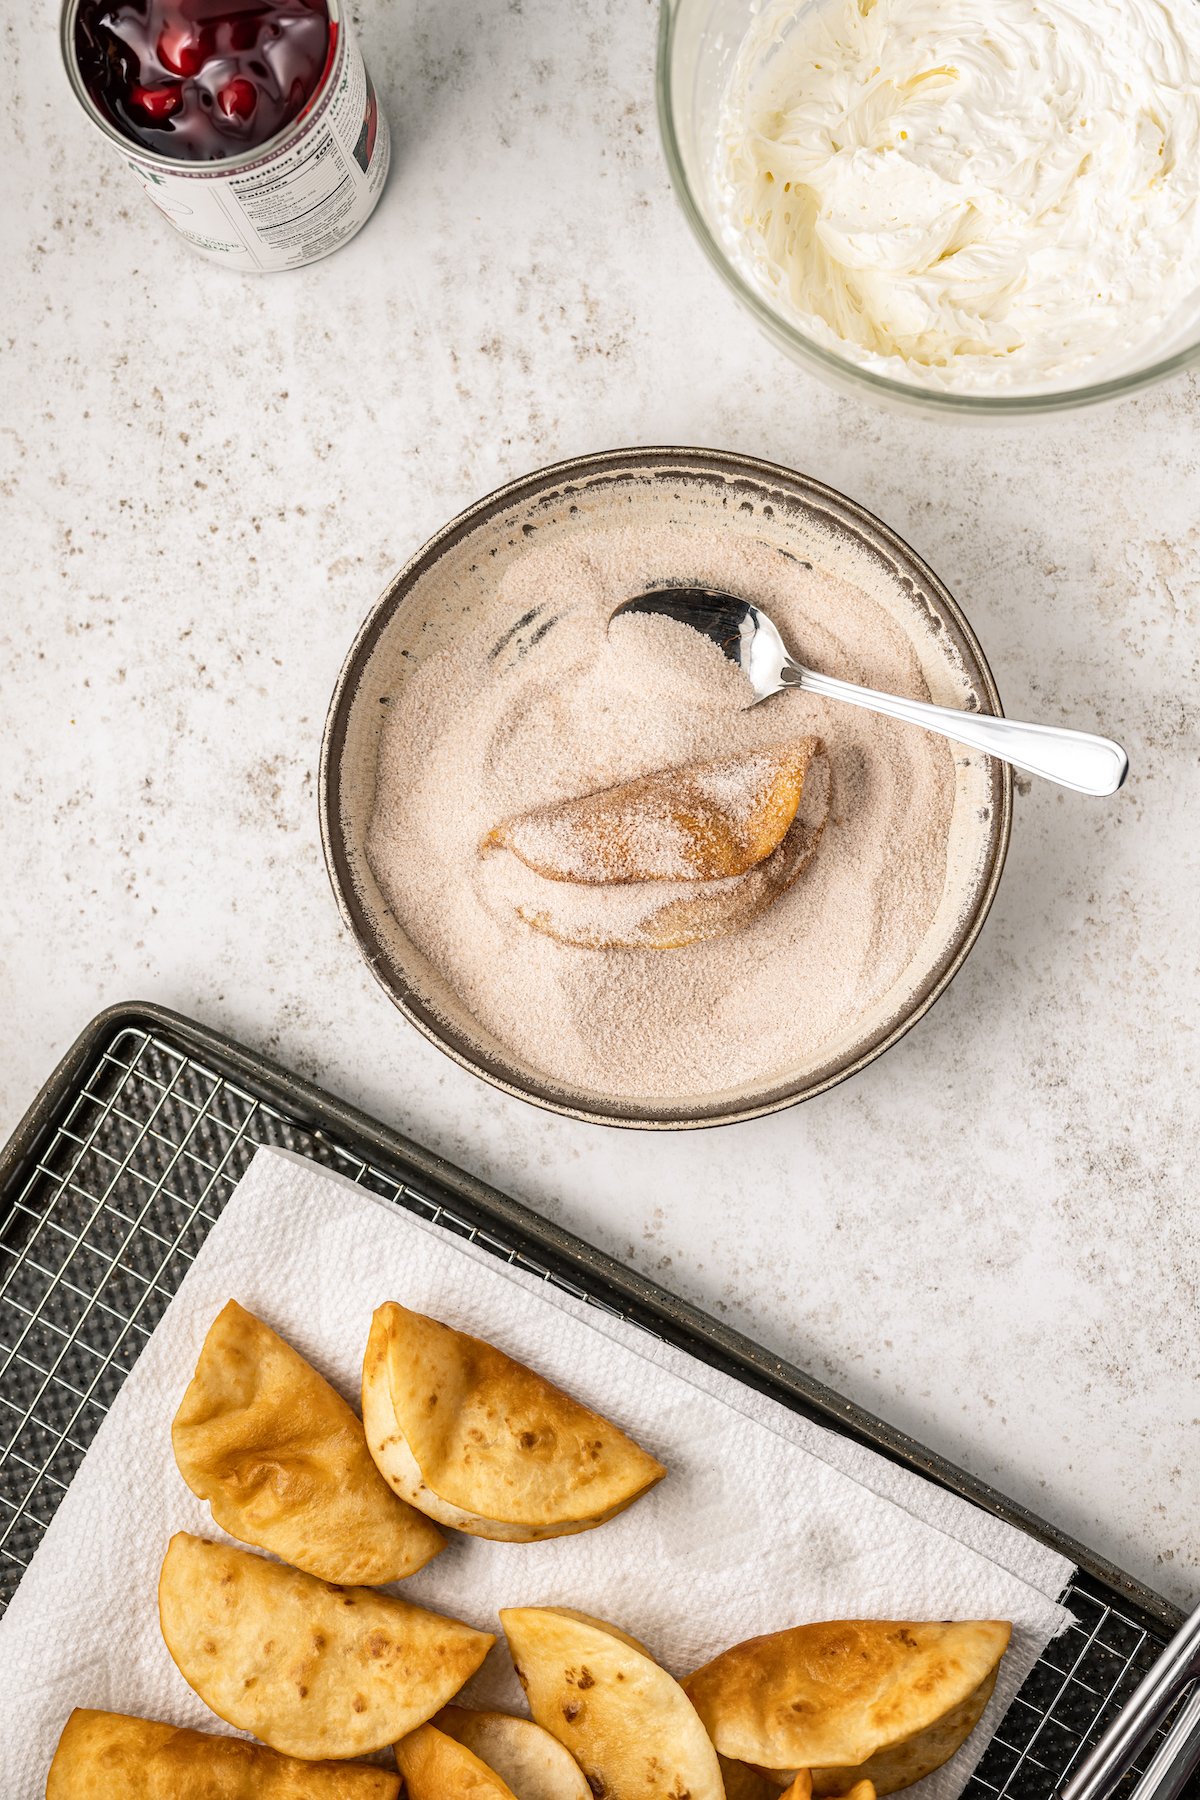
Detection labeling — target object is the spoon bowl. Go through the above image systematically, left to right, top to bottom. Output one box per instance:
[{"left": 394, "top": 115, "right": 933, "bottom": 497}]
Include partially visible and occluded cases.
[
  {"left": 612, "top": 587, "right": 1129, "bottom": 797},
  {"left": 612, "top": 588, "right": 793, "bottom": 703}
]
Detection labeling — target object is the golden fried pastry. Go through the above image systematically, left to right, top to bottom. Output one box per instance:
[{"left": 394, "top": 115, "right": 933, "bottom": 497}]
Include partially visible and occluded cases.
[
  {"left": 483, "top": 739, "right": 821, "bottom": 883},
  {"left": 505, "top": 753, "right": 829, "bottom": 949},
  {"left": 172, "top": 1300, "right": 444, "bottom": 1585},
  {"left": 361, "top": 1302, "right": 664, "bottom": 1540},
  {"left": 157, "top": 1533, "right": 493, "bottom": 1761},
  {"left": 501, "top": 1608, "right": 724, "bottom": 1800},
  {"left": 684, "top": 1620, "right": 1011, "bottom": 1797},
  {"left": 436, "top": 1707, "right": 593, "bottom": 1800},
  {"left": 46, "top": 1709, "right": 401, "bottom": 1797},
  {"left": 395, "top": 1725, "right": 519, "bottom": 1800},
  {"left": 720, "top": 1756, "right": 803, "bottom": 1800}
]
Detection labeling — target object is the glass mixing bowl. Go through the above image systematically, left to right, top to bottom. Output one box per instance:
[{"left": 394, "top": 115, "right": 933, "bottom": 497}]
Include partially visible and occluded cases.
[{"left": 657, "top": 0, "right": 1200, "bottom": 417}]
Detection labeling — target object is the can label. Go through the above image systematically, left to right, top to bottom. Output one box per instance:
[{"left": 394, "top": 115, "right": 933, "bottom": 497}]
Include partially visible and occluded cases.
[{"left": 66, "top": 3, "right": 389, "bottom": 272}]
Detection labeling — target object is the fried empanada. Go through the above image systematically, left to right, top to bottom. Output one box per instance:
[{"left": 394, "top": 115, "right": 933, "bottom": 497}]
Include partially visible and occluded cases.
[
  {"left": 483, "top": 740, "right": 821, "bottom": 883},
  {"left": 503, "top": 753, "right": 829, "bottom": 949},
  {"left": 172, "top": 1300, "right": 444, "bottom": 1585},
  {"left": 361, "top": 1302, "right": 664, "bottom": 1540},
  {"left": 158, "top": 1533, "right": 493, "bottom": 1760},
  {"left": 500, "top": 1608, "right": 724, "bottom": 1800},
  {"left": 684, "top": 1620, "right": 1011, "bottom": 1797},
  {"left": 437, "top": 1706, "right": 593, "bottom": 1800},
  {"left": 46, "top": 1709, "right": 401, "bottom": 1797},
  {"left": 395, "top": 1724, "right": 519, "bottom": 1800},
  {"left": 721, "top": 1756, "right": 802, "bottom": 1800}
]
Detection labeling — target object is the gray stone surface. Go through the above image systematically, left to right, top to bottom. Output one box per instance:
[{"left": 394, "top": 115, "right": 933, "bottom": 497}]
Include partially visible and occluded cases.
[{"left": 3, "top": 0, "right": 1197, "bottom": 1612}]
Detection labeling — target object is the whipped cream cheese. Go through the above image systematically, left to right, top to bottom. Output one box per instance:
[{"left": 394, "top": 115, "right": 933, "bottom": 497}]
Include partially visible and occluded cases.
[{"left": 718, "top": 0, "right": 1200, "bottom": 392}]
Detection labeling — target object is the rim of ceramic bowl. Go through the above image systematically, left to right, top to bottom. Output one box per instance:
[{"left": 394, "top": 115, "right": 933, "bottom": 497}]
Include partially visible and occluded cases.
[
  {"left": 655, "top": 1, "right": 1200, "bottom": 419},
  {"left": 320, "top": 446, "right": 1013, "bottom": 1129}
]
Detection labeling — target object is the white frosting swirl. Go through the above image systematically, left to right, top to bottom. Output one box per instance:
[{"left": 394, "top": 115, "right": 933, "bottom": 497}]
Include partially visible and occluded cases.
[{"left": 717, "top": 0, "right": 1200, "bottom": 391}]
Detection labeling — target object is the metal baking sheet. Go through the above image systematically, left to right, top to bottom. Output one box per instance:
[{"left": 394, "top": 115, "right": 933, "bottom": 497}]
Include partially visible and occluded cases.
[{"left": 0, "top": 1002, "right": 1189, "bottom": 1799}]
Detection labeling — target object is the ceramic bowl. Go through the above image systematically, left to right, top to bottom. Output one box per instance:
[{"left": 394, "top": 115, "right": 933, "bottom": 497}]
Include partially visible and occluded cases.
[{"left": 320, "top": 447, "right": 1011, "bottom": 1128}]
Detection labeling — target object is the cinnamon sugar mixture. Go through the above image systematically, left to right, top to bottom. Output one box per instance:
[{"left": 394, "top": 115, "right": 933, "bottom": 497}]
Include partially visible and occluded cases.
[{"left": 365, "top": 509, "right": 980, "bottom": 1105}]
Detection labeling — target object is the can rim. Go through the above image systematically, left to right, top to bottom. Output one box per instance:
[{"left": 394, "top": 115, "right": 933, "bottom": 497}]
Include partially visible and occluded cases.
[{"left": 60, "top": 0, "right": 347, "bottom": 176}]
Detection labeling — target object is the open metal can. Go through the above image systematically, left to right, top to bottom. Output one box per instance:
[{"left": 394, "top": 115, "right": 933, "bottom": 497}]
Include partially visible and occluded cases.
[{"left": 61, "top": 0, "right": 390, "bottom": 272}]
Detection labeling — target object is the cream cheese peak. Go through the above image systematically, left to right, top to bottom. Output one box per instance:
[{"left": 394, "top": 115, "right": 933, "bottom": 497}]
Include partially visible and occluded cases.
[{"left": 718, "top": 0, "right": 1200, "bottom": 392}]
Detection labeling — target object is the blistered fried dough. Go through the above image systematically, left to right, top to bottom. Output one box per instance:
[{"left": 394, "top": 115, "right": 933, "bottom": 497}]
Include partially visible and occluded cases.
[
  {"left": 483, "top": 740, "right": 822, "bottom": 883},
  {"left": 511, "top": 753, "right": 830, "bottom": 950},
  {"left": 172, "top": 1300, "right": 444, "bottom": 1585},
  {"left": 362, "top": 1303, "right": 664, "bottom": 1540},
  {"left": 157, "top": 1533, "right": 493, "bottom": 1761},
  {"left": 500, "top": 1608, "right": 724, "bottom": 1800},
  {"left": 684, "top": 1619, "right": 1011, "bottom": 1797},
  {"left": 810, "top": 1680, "right": 997, "bottom": 1798},
  {"left": 436, "top": 1706, "right": 593, "bottom": 1800},
  {"left": 46, "top": 1709, "right": 402, "bottom": 1798},
  {"left": 394, "top": 1724, "right": 519, "bottom": 1800},
  {"left": 721, "top": 1756, "right": 804, "bottom": 1800},
  {"left": 739, "top": 1769, "right": 866, "bottom": 1798}
]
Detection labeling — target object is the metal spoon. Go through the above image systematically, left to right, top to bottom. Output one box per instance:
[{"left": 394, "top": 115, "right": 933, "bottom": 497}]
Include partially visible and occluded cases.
[{"left": 611, "top": 588, "right": 1128, "bottom": 796}]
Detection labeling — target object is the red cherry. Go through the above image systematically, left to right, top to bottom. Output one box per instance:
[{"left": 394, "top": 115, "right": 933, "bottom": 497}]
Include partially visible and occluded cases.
[
  {"left": 157, "top": 25, "right": 206, "bottom": 76},
  {"left": 218, "top": 76, "right": 257, "bottom": 119},
  {"left": 130, "top": 81, "right": 183, "bottom": 119}
]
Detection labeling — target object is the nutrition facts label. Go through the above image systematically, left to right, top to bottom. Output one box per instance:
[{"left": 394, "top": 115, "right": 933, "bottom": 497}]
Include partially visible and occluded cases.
[
  {"left": 227, "top": 34, "right": 388, "bottom": 269},
  {"left": 233, "top": 136, "right": 357, "bottom": 256}
]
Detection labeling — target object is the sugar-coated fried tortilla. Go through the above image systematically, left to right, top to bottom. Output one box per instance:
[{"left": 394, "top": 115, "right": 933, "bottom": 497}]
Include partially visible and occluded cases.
[
  {"left": 483, "top": 741, "right": 821, "bottom": 884},
  {"left": 505, "top": 754, "right": 829, "bottom": 950},
  {"left": 172, "top": 1300, "right": 444, "bottom": 1584},
  {"left": 362, "top": 1303, "right": 664, "bottom": 1540},
  {"left": 158, "top": 1533, "right": 493, "bottom": 1760},
  {"left": 500, "top": 1607, "right": 724, "bottom": 1800},
  {"left": 684, "top": 1619, "right": 1011, "bottom": 1797},
  {"left": 437, "top": 1706, "right": 593, "bottom": 1800},
  {"left": 46, "top": 1708, "right": 401, "bottom": 1797}
]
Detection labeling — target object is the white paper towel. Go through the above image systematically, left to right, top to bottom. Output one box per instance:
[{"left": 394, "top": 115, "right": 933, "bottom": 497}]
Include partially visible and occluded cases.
[{"left": 0, "top": 1148, "right": 1073, "bottom": 1796}]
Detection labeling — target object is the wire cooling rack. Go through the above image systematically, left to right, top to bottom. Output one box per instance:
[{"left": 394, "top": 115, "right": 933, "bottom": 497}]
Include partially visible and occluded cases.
[{"left": 0, "top": 1009, "right": 1191, "bottom": 1800}]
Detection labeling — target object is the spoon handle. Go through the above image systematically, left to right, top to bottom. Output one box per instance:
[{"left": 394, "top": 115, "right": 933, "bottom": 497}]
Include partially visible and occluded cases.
[{"left": 790, "top": 668, "right": 1128, "bottom": 796}]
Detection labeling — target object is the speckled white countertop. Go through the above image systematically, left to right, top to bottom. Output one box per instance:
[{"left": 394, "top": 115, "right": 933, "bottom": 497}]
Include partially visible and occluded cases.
[{"left": 3, "top": 0, "right": 1198, "bottom": 1615}]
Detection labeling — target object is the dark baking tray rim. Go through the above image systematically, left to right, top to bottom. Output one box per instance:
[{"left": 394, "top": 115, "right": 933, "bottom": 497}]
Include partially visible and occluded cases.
[{"left": 0, "top": 999, "right": 1181, "bottom": 1638}]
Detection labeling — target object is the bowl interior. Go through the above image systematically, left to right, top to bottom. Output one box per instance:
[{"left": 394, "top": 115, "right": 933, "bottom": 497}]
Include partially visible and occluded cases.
[{"left": 322, "top": 449, "right": 1010, "bottom": 1127}]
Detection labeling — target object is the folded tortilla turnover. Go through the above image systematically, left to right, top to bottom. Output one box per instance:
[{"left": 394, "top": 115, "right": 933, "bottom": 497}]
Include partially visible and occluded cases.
[
  {"left": 482, "top": 740, "right": 822, "bottom": 883},
  {"left": 503, "top": 753, "right": 829, "bottom": 950},
  {"left": 172, "top": 1300, "right": 444, "bottom": 1585},
  {"left": 361, "top": 1302, "right": 665, "bottom": 1540},
  {"left": 158, "top": 1533, "right": 493, "bottom": 1760},
  {"left": 500, "top": 1607, "right": 724, "bottom": 1800},
  {"left": 684, "top": 1620, "right": 1011, "bottom": 1797},
  {"left": 437, "top": 1706, "right": 593, "bottom": 1800},
  {"left": 46, "top": 1708, "right": 401, "bottom": 1798},
  {"left": 395, "top": 1724, "right": 519, "bottom": 1800},
  {"left": 722, "top": 1757, "right": 805, "bottom": 1800}
]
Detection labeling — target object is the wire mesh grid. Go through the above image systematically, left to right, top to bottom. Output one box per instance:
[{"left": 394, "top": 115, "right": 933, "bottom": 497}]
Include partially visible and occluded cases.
[{"left": 0, "top": 1022, "right": 1186, "bottom": 1800}]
